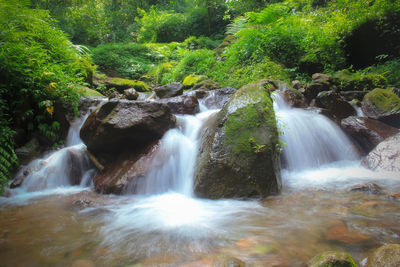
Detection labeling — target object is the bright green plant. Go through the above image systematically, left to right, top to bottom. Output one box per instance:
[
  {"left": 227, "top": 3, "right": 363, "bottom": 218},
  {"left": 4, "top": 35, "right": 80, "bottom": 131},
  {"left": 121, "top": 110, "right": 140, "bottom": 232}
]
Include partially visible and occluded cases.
[
  {"left": 0, "top": 0, "right": 92, "bottom": 190},
  {"left": 92, "top": 43, "right": 160, "bottom": 79},
  {"left": 165, "top": 49, "right": 216, "bottom": 83}
]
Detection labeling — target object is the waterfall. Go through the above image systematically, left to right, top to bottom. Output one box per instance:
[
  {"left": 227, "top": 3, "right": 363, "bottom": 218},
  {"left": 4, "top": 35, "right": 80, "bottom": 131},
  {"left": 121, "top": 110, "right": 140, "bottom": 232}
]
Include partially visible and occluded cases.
[
  {"left": 273, "top": 92, "right": 359, "bottom": 171},
  {"left": 131, "top": 109, "right": 219, "bottom": 196}
]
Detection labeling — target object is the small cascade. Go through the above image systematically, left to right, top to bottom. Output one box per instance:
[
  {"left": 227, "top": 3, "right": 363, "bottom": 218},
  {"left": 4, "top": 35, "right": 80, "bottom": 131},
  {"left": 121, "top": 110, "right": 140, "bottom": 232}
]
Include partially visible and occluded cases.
[
  {"left": 273, "top": 92, "right": 359, "bottom": 171},
  {"left": 132, "top": 109, "right": 219, "bottom": 196},
  {"left": 13, "top": 112, "right": 96, "bottom": 193},
  {"left": 66, "top": 112, "right": 90, "bottom": 146}
]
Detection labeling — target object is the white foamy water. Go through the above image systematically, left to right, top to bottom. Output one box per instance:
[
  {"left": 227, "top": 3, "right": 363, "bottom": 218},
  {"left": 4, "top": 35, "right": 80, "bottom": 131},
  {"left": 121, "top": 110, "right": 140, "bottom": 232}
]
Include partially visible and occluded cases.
[
  {"left": 273, "top": 92, "right": 359, "bottom": 171},
  {"left": 132, "top": 109, "right": 219, "bottom": 196},
  {"left": 11, "top": 111, "right": 96, "bottom": 194},
  {"left": 98, "top": 192, "right": 264, "bottom": 254}
]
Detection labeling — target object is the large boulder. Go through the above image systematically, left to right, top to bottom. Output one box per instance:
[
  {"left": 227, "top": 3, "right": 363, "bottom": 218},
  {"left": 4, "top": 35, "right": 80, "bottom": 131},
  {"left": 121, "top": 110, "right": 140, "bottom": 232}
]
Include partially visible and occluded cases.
[
  {"left": 194, "top": 81, "right": 281, "bottom": 199},
  {"left": 155, "top": 82, "right": 183, "bottom": 98},
  {"left": 201, "top": 87, "right": 236, "bottom": 109},
  {"left": 361, "top": 88, "right": 400, "bottom": 128},
  {"left": 316, "top": 91, "right": 356, "bottom": 121},
  {"left": 156, "top": 95, "right": 200, "bottom": 115},
  {"left": 80, "top": 100, "right": 176, "bottom": 155},
  {"left": 341, "top": 116, "right": 399, "bottom": 155},
  {"left": 362, "top": 133, "right": 400, "bottom": 173},
  {"left": 366, "top": 244, "right": 400, "bottom": 267},
  {"left": 307, "top": 251, "right": 356, "bottom": 267}
]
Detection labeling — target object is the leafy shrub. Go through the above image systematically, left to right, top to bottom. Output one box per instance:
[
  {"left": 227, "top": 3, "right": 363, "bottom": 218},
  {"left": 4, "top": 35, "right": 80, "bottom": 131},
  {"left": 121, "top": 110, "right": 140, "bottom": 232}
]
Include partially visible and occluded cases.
[
  {"left": 0, "top": 0, "right": 91, "bottom": 188},
  {"left": 181, "top": 36, "right": 221, "bottom": 50},
  {"left": 92, "top": 43, "right": 160, "bottom": 79},
  {"left": 164, "top": 49, "right": 216, "bottom": 83},
  {"left": 211, "top": 58, "right": 290, "bottom": 88},
  {"left": 372, "top": 59, "right": 400, "bottom": 88},
  {"left": 147, "top": 62, "right": 175, "bottom": 84},
  {"left": 334, "top": 69, "right": 388, "bottom": 91}
]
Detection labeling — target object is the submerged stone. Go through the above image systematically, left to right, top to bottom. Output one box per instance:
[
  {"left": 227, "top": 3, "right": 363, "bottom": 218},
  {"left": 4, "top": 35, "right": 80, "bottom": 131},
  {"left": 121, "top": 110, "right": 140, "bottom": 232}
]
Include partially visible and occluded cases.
[
  {"left": 194, "top": 80, "right": 281, "bottom": 199},
  {"left": 307, "top": 251, "right": 356, "bottom": 267}
]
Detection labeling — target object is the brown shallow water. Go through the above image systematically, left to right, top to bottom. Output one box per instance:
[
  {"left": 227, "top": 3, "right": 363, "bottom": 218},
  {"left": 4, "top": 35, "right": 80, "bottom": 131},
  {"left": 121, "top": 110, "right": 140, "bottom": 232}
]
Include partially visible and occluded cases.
[{"left": 0, "top": 183, "right": 399, "bottom": 267}]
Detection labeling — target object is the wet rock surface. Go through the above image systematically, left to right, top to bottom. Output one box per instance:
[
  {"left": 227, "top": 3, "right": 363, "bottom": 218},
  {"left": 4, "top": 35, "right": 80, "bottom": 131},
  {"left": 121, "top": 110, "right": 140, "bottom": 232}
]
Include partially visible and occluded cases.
[
  {"left": 155, "top": 82, "right": 183, "bottom": 98},
  {"left": 201, "top": 87, "right": 236, "bottom": 109},
  {"left": 123, "top": 88, "right": 138, "bottom": 100},
  {"left": 281, "top": 88, "right": 306, "bottom": 108},
  {"left": 315, "top": 91, "right": 356, "bottom": 121},
  {"left": 156, "top": 95, "right": 200, "bottom": 114},
  {"left": 341, "top": 116, "right": 399, "bottom": 155},
  {"left": 93, "top": 141, "right": 161, "bottom": 194},
  {"left": 349, "top": 182, "right": 382, "bottom": 194}
]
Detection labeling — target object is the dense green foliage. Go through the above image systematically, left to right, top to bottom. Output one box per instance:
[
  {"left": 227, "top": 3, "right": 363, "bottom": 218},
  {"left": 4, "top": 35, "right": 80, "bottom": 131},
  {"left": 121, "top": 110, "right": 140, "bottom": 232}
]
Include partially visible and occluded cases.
[
  {"left": 0, "top": 0, "right": 92, "bottom": 189},
  {"left": 92, "top": 43, "right": 161, "bottom": 79}
]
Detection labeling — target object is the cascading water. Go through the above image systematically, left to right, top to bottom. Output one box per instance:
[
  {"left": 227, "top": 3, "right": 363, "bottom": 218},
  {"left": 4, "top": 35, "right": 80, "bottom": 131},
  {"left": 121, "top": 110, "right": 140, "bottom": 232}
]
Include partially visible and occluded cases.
[
  {"left": 273, "top": 92, "right": 359, "bottom": 171},
  {"left": 12, "top": 110, "right": 97, "bottom": 194},
  {"left": 132, "top": 110, "right": 218, "bottom": 196}
]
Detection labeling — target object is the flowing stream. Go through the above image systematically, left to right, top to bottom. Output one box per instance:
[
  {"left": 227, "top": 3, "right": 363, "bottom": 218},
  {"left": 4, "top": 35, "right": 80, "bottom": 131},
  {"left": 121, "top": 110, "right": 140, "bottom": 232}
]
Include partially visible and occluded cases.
[{"left": 0, "top": 97, "right": 399, "bottom": 266}]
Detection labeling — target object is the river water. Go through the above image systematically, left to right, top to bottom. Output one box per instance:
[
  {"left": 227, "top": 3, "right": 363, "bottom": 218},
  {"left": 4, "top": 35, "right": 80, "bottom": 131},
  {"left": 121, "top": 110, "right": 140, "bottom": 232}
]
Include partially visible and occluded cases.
[{"left": 0, "top": 97, "right": 399, "bottom": 266}]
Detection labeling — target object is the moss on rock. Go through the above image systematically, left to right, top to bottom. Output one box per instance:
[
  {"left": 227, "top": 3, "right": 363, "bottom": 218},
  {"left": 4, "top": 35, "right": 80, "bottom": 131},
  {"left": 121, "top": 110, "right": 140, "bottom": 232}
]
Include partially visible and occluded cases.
[
  {"left": 182, "top": 74, "right": 208, "bottom": 88},
  {"left": 194, "top": 80, "right": 281, "bottom": 199},
  {"left": 225, "top": 82, "right": 278, "bottom": 156},
  {"left": 77, "top": 86, "right": 104, "bottom": 98},
  {"left": 361, "top": 88, "right": 400, "bottom": 127},
  {"left": 363, "top": 88, "right": 400, "bottom": 113}
]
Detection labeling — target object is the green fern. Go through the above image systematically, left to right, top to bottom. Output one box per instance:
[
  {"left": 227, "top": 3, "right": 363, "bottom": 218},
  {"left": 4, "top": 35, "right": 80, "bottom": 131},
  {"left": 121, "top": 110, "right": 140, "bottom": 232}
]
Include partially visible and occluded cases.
[{"left": 226, "top": 16, "right": 247, "bottom": 36}]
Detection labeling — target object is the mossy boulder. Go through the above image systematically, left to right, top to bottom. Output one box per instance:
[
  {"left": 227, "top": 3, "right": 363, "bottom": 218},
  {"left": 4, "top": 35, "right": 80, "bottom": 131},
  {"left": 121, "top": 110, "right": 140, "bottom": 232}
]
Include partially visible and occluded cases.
[
  {"left": 182, "top": 74, "right": 208, "bottom": 89},
  {"left": 104, "top": 77, "right": 151, "bottom": 93},
  {"left": 192, "top": 79, "right": 220, "bottom": 91},
  {"left": 194, "top": 81, "right": 281, "bottom": 199},
  {"left": 77, "top": 86, "right": 104, "bottom": 98},
  {"left": 361, "top": 88, "right": 400, "bottom": 127},
  {"left": 366, "top": 244, "right": 400, "bottom": 267},
  {"left": 308, "top": 251, "right": 356, "bottom": 267}
]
